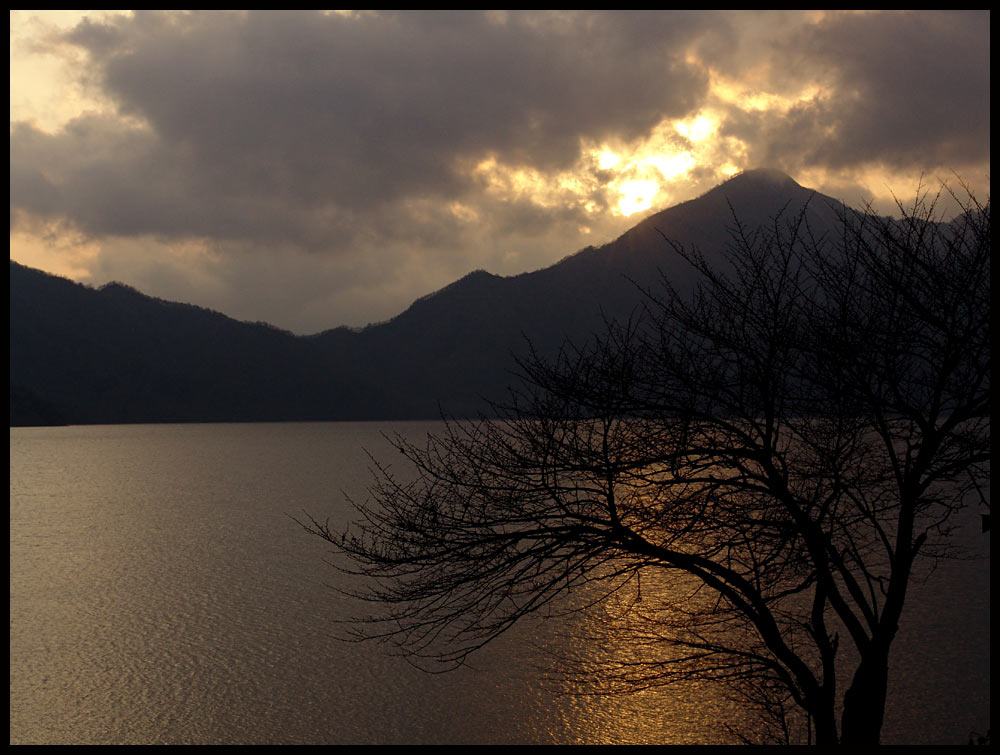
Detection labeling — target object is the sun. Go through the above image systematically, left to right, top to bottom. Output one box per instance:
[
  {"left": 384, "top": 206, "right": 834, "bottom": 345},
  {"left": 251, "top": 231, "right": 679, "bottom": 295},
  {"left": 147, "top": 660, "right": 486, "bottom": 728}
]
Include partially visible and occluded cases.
[{"left": 616, "top": 179, "right": 660, "bottom": 216}]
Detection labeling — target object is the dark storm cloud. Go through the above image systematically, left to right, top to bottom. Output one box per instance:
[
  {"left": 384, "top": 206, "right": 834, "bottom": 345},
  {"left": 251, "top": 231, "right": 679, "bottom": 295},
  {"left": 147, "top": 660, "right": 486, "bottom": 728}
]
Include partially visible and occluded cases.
[
  {"left": 11, "top": 10, "right": 715, "bottom": 250},
  {"left": 725, "top": 10, "right": 989, "bottom": 173},
  {"left": 811, "top": 10, "right": 988, "bottom": 168}
]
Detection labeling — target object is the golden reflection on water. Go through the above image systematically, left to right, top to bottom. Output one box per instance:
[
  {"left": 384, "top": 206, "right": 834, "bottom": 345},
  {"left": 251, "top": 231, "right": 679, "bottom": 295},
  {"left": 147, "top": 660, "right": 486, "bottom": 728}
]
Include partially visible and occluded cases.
[
  {"left": 520, "top": 567, "right": 755, "bottom": 745},
  {"left": 553, "top": 680, "right": 743, "bottom": 745}
]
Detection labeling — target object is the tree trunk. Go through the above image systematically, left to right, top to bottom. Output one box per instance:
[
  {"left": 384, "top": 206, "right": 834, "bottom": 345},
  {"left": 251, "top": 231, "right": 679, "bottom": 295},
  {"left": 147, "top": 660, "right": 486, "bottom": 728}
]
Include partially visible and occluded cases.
[
  {"left": 839, "top": 651, "right": 890, "bottom": 744},
  {"left": 811, "top": 705, "right": 840, "bottom": 745}
]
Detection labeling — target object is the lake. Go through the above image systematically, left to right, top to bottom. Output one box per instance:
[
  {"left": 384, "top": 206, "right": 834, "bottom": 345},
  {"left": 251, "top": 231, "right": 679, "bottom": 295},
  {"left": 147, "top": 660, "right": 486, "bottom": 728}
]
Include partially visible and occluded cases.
[{"left": 9, "top": 422, "right": 990, "bottom": 744}]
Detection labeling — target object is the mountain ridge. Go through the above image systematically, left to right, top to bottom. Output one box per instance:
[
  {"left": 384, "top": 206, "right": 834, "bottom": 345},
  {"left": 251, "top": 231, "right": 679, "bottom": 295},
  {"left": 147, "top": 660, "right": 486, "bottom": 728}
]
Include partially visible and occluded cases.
[{"left": 10, "top": 169, "right": 851, "bottom": 425}]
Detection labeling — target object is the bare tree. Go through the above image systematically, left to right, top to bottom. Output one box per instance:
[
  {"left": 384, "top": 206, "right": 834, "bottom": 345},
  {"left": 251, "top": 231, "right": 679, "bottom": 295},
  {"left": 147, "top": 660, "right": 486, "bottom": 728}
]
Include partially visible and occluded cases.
[{"left": 303, "top": 186, "right": 989, "bottom": 744}]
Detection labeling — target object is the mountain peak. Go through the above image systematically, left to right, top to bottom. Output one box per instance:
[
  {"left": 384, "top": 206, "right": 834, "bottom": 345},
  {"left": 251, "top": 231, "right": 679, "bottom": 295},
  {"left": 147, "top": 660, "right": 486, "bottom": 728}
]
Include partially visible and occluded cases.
[
  {"left": 678, "top": 167, "right": 811, "bottom": 215},
  {"left": 724, "top": 167, "right": 800, "bottom": 188}
]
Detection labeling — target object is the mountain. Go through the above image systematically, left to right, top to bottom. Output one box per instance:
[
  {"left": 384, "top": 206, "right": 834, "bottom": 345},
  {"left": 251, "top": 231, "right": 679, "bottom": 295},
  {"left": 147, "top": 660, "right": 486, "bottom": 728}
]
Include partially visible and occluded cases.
[{"left": 10, "top": 169, "right": 847, "bottom": 426}]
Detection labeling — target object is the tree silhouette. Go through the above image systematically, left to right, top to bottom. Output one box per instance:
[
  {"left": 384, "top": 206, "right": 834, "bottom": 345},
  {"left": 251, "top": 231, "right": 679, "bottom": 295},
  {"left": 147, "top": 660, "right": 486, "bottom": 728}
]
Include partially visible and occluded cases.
[{"left": 303, "top": 186, "right": 990, "bottom": 744}]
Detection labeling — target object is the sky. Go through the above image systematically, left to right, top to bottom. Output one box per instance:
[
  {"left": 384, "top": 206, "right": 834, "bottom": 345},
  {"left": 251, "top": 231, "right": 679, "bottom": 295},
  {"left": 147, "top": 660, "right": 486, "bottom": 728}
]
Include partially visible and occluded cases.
[{"left": 10, "top": 10, "right": 990, "bottom": 334}]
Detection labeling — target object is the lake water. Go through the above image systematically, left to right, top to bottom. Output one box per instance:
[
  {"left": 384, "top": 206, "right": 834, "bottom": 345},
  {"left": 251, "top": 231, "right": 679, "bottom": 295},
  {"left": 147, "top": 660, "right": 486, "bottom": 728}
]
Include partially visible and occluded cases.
[{"left": 9, "top": 423, "right": 990, "bottom": 744}]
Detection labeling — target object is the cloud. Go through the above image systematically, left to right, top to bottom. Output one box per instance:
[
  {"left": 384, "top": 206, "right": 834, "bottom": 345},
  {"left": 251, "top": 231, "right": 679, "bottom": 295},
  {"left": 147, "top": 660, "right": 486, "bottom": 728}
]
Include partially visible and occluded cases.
[
  {"left": 10, "top": 10, "right": 989, "bottom": 333},
  {"left": 718, "top": 10, "right": 990, "bottom": 173},
  {"left": 13, "top": 11, "right": 713, "bottom": 248}
]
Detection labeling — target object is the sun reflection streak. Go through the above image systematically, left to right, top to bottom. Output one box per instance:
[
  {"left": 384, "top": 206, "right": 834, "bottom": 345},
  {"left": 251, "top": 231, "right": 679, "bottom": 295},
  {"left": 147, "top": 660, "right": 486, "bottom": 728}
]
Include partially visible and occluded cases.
[{"left": 528, "top": 564, "right": 756, "bottom": 744}]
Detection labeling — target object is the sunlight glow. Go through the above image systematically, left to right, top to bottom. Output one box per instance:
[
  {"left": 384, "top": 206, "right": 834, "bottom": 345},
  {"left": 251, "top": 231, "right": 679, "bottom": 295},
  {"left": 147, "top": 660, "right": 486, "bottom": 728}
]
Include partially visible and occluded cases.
[
  {"left": 10, "top": 10, "right": 129, "bottom": 132},
  {"left": 461, "top": 57, "right": 874, "bottom": 227},
  {"left": 712, "top": 74, "right": 824, "bottom": 114},
  {"left": 469, "top": 99, "right": 768, "bottom": 224},
  {"left": 674, "top": 115, "right": 716, "bottom": 142},
  {"left": 597, "top": 150, "right": 621, "bottom": 170},
  {"left": 643, "top": 151, "right": 696, "bottom": 181},
  {"left": 473, "top": 156, "right": 604, "bottom": 214},
  {"left": 616, "top": 179, "right": 660, "bottom": 216},
  {"left": 9, "top": 225, "right": 100, "bottom": 281}
]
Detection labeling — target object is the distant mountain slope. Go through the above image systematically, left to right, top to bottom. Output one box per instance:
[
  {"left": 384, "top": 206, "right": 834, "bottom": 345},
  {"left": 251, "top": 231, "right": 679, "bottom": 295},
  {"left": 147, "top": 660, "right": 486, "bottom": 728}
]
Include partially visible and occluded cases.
[{"left": 10, "top": 169, "right": 849, "bottom": 425}]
